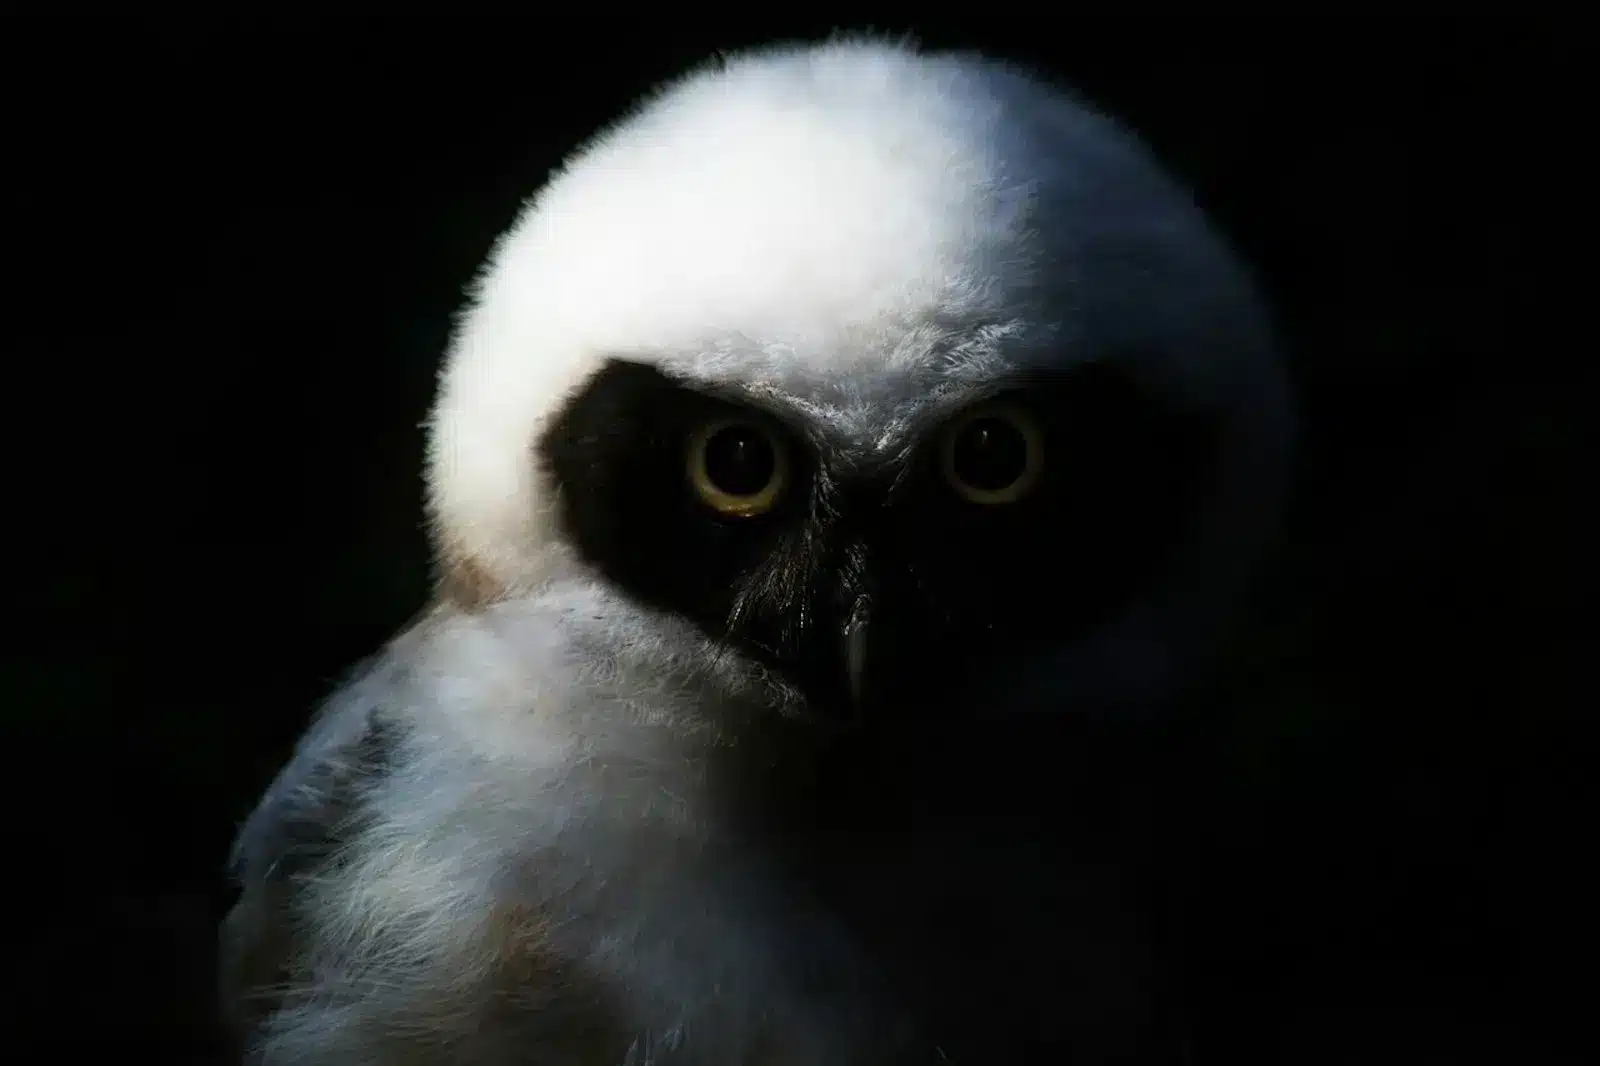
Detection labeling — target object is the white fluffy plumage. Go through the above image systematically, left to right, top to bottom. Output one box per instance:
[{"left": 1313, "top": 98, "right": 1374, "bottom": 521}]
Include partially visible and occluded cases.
[{"left": 223, "top": 37, "right": 1294, "bottom": 1065}]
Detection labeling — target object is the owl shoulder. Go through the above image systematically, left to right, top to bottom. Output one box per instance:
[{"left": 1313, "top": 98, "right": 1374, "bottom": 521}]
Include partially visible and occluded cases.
[{"left": 219, "top": 654, "right": 405, "bottom": 1049}]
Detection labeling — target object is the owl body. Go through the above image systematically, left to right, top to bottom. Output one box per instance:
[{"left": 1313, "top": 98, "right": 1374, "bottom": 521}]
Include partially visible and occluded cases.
[
  {"left": 224, "top": 38, "right": 1292, "bottom": 1065},
  {"left": 225, "top": 589, "right": 1158, "bottom": 1064},
  {"left": 224, "top": 590, "right": 874, "bottom": 1064}
]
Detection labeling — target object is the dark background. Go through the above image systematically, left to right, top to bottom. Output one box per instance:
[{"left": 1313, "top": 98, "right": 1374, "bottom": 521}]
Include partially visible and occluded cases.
[{"left": 9, "top": 16, "right": 1583, "bottom": 1063}]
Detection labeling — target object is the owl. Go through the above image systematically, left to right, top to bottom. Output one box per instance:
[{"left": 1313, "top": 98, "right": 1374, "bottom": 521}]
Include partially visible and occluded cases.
[{"left": 222, "top": 38, "right": 1294, "bottom": 1065}]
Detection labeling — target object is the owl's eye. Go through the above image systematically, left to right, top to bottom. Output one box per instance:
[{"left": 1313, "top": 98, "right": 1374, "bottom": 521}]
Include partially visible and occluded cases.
[
  {"left": 939, "top": 403, "right": 1043, "bottom": 504},
  {"left": 687, "top": 417, "right": 790, "bottom": 517}
]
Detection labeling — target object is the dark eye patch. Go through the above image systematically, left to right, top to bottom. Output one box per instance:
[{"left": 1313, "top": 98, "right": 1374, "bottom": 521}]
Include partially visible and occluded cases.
[
  {"left": 536, "top": 355, "right": 1223, "bottom": 719},
  {"left": 537, "top": 358, "right": 811, "bottom": 637},
  {"left": 889, "top": 362, "right": 1222, "bottom": 648}
]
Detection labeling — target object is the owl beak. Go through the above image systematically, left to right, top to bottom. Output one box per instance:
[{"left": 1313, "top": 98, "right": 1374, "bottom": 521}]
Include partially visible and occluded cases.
[{"left": 843, "top": 594, "right": 871, "bottom": 709}]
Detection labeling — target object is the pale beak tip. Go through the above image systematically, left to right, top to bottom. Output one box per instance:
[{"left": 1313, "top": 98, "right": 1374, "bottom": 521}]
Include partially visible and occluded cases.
[
  {"left": 843, "top": 594, "right": 870, "bottom": 708},
  {"left": 845, "top": 621, "right": 868, "bottom": 705}
]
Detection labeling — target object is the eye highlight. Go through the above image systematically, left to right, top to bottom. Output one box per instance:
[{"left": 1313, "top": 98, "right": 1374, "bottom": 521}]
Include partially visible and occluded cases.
[
  {"left": 939, "top": 403, "right": 1043, "bottom": 505},
  {"left": 687, "top": 417, "right": 790, "bottom": 517}
]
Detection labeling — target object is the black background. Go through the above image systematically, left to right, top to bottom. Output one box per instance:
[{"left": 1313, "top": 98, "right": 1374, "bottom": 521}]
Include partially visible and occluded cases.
[{"left": 8, "top": 16, "right": 1584, "bottom": 1062}]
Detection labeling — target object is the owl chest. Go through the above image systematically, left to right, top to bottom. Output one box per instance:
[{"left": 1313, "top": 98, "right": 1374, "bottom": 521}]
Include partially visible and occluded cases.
[
  {"left": 401, "top": 723, "right": 1160, "bottom": 1062},
  {"left": 466, "top": 818, "right": 1133, "bottom": 1063}
]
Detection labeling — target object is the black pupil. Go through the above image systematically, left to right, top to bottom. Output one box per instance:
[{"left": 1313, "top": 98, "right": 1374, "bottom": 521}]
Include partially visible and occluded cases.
[
  {"left": 952, "top": 417, "right": 1028, "bottom": 492},
  {"left": 703, "top": 424, "right": 775, "bottom": 497}
]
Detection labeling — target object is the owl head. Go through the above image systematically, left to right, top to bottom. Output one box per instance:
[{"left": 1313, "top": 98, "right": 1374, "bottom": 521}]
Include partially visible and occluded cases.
[{"left": 424, "top": 39, "right": 1294, "bottom": 723}]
